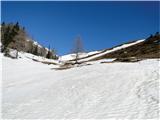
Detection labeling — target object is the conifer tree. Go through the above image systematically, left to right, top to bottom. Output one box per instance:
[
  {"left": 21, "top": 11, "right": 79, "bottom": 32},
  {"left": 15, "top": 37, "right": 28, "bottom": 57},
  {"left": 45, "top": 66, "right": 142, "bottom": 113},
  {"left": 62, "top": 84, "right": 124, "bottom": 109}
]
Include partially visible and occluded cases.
[
  {"left": 1, "top": 23, "right": 19, "bottom": 53},
  {"left": 33, "top": 45, "right": 38, "bottom": 55},
  {"left": 46, "top": 45, "right": 52, "bottom": 59}
]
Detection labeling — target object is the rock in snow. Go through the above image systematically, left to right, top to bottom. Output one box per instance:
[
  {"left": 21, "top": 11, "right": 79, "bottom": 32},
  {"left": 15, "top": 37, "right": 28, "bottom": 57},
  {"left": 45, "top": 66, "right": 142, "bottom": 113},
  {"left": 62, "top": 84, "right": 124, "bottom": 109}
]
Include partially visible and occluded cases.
[{"left": 1, "top": 52, "right": 159, "bottom": 119}]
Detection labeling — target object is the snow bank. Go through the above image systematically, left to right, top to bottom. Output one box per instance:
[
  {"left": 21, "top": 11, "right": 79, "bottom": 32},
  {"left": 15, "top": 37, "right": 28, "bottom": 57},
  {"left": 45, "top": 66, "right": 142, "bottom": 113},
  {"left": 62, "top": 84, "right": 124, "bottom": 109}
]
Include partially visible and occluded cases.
[
  {"left": 8, "top": 49, "right": 18, "bottom": 58},
  {"left": 60, "top": 51, "right": 101, "bottom": 61},
  {"left": 87, "top": 51, "right": 100, "bottom": 55},
  {"left": 1, "top": 52, "right": 159, "bottom": 119},
  {"left": 18, "top": 52, "right": 60, "bottom": 65},
  {"left": 59, "top": 53, "right": 76, "bottom": 61}
]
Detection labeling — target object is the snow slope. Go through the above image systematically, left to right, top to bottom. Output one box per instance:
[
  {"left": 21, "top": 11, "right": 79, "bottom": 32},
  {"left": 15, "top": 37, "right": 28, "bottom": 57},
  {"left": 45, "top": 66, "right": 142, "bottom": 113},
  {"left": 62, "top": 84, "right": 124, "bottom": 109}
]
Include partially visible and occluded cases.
[
  {"left": 60, "top": 39, "right": 144, "bottom": 62},
  {"left": 79, "top": 39, "right": 145, "bottom": 62},
  {"left": 18, "top": 52, "right": 60, "bottom": 65},
  {"left": 60, "top": 52, "right": 100, "bottom": 61},
  {"left": 1, "top": 53, "right": 159, "bottom": 119}
]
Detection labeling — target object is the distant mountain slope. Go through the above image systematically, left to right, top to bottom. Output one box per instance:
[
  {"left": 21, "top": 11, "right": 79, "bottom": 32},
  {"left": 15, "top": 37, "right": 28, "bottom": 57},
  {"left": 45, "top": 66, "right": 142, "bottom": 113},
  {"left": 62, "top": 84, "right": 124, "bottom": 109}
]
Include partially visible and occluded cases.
[
  {"left": 1, "top": 23, "right": 57, "bottom": 59},
  {"left": 65, "top": 33, "right": 159, "bottom": 62},
  {"left": 100, "top": 34, "right": 160, "bottom": 59},
  {"left": 78, "top": 39, "right": 145, "bottom": 62}
]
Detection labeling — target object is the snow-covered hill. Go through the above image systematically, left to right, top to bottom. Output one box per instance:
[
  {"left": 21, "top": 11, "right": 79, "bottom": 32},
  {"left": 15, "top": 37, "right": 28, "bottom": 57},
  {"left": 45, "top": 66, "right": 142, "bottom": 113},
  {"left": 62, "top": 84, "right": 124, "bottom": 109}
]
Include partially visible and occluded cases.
[
  {"left": 60, "top": 34, "right": 160, "bottom": 63},
  {"left": 60, "top": 39, "right": 145, "bottom": 62},
  {"left": 79, "top": 39, "right": 145, "bottom": 62},
  {"left": 59, "top": 51, "right": 100, "bottom": 61},
  {"left": 1, "top": 52, "right": 159, "bottom": 119}
]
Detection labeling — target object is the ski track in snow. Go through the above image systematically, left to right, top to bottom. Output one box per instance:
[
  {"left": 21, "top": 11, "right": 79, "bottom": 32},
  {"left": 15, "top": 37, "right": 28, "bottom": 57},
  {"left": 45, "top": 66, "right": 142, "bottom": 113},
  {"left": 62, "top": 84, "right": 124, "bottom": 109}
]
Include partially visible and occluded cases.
[{"left": 1, "top": 53, "right": 159, "bottom": 119}]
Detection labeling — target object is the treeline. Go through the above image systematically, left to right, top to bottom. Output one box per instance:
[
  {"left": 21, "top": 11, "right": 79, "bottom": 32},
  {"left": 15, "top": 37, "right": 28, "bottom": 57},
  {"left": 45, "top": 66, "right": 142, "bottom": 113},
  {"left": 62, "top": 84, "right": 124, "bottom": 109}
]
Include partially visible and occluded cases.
[{"left": 1, "top": 22, "right": 58, "bottom": 59}]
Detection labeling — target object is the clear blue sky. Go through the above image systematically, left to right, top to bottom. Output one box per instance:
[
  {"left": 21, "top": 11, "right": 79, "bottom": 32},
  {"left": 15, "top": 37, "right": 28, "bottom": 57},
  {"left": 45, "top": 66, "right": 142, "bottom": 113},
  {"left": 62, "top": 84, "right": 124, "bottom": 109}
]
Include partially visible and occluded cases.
[{"left": 1, "top": 1, "right": 159, "bottom": 55}]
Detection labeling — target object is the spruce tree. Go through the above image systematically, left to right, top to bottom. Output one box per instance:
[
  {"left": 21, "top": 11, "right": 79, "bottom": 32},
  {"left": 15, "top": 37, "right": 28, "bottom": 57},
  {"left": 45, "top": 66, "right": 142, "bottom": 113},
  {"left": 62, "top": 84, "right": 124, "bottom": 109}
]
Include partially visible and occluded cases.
[
  {"left": 2, "top": 22, "right": 5, "bottom": 26},
  {"left": 15, "top": 22, "right": 20, "bottom": 31},
  {"left": 1, "top": 23, "right": 19, "bottom": 53},
  {"left": 33, "top": 45, "right": 38, "bottom": 55},
  {"left": 46, "top": 45, "right": 52, "bottom": 59}
]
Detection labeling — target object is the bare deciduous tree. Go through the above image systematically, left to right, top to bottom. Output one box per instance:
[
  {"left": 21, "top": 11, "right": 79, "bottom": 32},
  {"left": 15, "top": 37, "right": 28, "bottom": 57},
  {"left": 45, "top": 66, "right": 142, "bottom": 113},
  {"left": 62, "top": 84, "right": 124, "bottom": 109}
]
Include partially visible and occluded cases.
[{"left": 72, "top": 35, "right": 84, "bottom": 64}]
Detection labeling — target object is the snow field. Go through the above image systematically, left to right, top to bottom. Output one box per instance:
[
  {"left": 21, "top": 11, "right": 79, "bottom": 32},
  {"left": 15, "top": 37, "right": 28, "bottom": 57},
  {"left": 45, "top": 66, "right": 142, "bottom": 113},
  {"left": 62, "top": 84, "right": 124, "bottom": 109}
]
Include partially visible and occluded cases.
[{"left": 2, "top": 53, "right": 159, "bottom": 119}]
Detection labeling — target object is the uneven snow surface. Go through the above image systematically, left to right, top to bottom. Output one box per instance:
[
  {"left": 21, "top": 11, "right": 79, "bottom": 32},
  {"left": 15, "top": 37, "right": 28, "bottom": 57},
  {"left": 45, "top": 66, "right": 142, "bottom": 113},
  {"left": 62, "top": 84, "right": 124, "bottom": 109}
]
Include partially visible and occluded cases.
[{"left": 2, "top": 53, "right": 159, "bottom": 119}]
